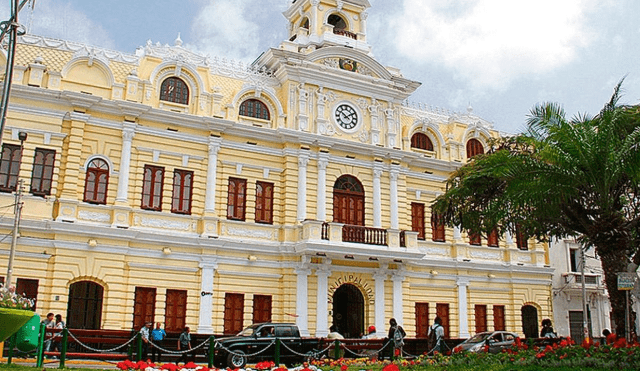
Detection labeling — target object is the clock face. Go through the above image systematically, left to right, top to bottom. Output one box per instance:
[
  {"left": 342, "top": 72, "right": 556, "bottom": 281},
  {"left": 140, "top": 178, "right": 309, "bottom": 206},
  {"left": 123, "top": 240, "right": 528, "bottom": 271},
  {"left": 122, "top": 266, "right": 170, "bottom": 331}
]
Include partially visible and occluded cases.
[{"left": 335, "top": 104, "right": 358, "bottom": 130}]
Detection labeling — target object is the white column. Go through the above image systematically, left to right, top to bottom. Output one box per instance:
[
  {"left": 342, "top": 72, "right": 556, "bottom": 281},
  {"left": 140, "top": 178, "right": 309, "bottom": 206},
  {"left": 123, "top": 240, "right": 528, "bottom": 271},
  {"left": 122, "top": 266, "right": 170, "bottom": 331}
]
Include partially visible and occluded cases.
[
  {"left": 116, "top": 124, "right": 135, "bottom": 202},
  {"left": 205, "top": 138, "right": 221, "bottom": 212},
  {"left": 297, "top": 155, "right": 309, "bottom": 222},
  {"left": 316, "top": 156, "right": 328, "bottom": 221},
  {"left": 373, "top": 166, "right": 382, "bottom": 228},
  {"left": 389, "top": 168, "right": 399, "bottom": 229},
  {"left": 453, "top": 226, "right": 462, "bottom": 241},
  {"left": 198, "top": 262, "right": 217, "bottom": 333},
  {"left": 296, "top": 266, "right": 311, "bottom": 336},
  {"left": 316, "top": 266, "right": 330, "bottom": 337},
  {"left": 374, "top": 269, "right": 387, "bottom": 337},
  {"left": 392, "top": 272, "right": 405, "bottom": 326},
  {"left": 457, "top": 278, "right": 470, "bottom": 338}
]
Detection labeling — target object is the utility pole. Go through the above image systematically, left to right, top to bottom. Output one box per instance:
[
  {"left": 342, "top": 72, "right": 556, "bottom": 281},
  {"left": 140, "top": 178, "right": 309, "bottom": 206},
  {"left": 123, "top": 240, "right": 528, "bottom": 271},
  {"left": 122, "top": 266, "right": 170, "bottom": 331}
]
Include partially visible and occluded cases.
[
  {"left": 5, "top": 178, "right": 23, "bottom": 287},
  {"left": 580, "top": 246, "right": 590, "bottom": 342}
]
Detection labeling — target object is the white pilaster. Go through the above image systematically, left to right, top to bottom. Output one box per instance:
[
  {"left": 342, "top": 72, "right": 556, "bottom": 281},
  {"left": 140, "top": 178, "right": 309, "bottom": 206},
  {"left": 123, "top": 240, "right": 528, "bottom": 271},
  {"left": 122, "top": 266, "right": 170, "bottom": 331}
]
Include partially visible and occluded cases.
[
  {"left": 116, "top": 123, "right": 135, "bottom": 202},
  {"left": 205, "top": 138, "right": 221, "bottom": 212},
  {"left": 297, "top": 155, "right": 309, "bottom": 222},
  {"left": 317, "top": 156, "right": 328, "bottom": 221},
  {"left": 373, "top": 166, "right": 382, "bottom": 228},
  {"left": 390, "top": 168, "right": 399, "bottom": 229},
  {"left": 197, "top": 261, "right": 217, "bottom": 333},
  {"left": 316, "top": 263, "right": 331, "bottom": 337},
  {"left": 295, "top": 265, "right": 311, "bottom": 337},
  {"left": 374, "top": 267, "right": 387, "bottom": 337},
  {"left": 392, "top": 272, "right": 405, "bottom": 326},
  {"left": 457, "top": 277, "right": 470, "bottom": 338}
]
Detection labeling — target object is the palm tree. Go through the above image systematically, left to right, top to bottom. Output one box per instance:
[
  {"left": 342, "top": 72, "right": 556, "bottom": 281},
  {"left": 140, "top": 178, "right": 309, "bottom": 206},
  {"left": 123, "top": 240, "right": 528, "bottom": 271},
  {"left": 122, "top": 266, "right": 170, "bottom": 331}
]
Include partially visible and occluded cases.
[{"left": 433, "top": 81, "right": 640, "bottom": 336}]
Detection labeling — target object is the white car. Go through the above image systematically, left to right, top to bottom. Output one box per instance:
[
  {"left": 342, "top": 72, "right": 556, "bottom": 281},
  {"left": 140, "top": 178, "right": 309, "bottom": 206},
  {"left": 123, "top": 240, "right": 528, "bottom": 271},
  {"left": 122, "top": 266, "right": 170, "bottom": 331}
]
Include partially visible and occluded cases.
[{"left": 453, "top": 331, "right": 519, "bottom": 354}]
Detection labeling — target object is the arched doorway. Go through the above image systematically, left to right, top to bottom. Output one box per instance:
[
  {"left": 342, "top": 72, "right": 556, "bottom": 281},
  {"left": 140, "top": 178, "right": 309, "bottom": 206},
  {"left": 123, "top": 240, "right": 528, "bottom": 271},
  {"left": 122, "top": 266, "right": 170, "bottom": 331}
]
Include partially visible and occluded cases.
[
  {"left": 333, "top": 175, "right": 365, "bottom": 226},
  {"left": 67, "top": 281, "right": 104, "bottom": 329},
  {"left": 331, "top": 284, "right": 364, "bottom": 338},
  {"left": 521, "top": 305, "right": 538, "bottom": 338}
]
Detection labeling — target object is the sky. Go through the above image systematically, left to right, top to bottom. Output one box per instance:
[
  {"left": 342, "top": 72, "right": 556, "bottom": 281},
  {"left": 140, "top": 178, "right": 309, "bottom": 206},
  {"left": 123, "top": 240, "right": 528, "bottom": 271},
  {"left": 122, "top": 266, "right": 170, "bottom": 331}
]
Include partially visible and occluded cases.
[{"left": 2, "top": 0, "right": 639, "bottom": 134}]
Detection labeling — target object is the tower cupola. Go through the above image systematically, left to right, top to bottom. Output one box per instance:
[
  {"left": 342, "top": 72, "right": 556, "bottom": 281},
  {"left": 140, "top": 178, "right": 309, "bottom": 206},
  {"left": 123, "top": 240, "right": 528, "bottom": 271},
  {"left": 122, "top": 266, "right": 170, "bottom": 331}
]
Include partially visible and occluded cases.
[{"left": 283, "top": 0, "right": 372, "bottom": 54}]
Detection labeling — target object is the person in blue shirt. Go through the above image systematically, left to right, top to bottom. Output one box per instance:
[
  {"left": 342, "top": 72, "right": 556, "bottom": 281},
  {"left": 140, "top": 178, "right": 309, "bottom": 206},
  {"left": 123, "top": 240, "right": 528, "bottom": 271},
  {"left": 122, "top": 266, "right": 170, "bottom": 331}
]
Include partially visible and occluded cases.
[{"left": 151, "top": 322, "right": 167, "bottom": 363}]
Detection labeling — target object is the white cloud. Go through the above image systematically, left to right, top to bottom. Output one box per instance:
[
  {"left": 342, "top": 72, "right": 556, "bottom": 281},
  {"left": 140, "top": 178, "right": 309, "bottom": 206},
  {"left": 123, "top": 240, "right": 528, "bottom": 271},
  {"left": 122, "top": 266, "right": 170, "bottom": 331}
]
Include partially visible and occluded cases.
[
  {"left": 188, "top": 0, "right": 287, "bottom": 63},
  {"left": 388, "top": 0, "right": 599, "bottom": 92},
  {"left": 10, "top": 1, "right": 116, "bottom": 49}
]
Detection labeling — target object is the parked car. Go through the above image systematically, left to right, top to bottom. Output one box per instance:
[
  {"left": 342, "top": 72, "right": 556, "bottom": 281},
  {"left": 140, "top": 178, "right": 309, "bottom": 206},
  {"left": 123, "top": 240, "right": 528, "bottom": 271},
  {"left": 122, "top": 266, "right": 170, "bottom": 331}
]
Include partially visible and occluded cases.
[
  {"left": 213, "top": 323, "right": 319, "bottom": 369},
  {"left": 453, "top": 331, "right": 519, "bottom": 354}
]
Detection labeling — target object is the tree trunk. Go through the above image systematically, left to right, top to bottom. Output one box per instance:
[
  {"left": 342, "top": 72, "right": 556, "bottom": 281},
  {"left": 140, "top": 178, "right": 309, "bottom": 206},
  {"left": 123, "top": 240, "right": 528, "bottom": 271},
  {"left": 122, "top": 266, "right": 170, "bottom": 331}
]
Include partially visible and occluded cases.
[{"left": 598, "top": 244, "right": 633, "bottom": 337}]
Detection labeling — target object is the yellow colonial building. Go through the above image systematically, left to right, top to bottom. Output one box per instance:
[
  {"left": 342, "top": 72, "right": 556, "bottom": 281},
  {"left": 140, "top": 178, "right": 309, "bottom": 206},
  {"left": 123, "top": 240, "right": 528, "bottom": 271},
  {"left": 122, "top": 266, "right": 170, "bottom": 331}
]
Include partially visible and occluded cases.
[{"left": 0, "top": 0, "right": 552, "bottom": 339}]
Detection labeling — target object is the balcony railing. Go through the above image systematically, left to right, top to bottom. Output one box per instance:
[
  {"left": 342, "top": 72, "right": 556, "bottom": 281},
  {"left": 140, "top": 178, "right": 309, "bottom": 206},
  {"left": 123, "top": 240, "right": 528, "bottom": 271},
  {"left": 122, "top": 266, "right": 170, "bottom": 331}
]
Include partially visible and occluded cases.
[
  {"left": 333, "top": 28, "right": 357, "bottom": 40},
  {"left": 321, "top": 222, "right": 329, "bottom": 241},
  {"left": 342, "top": 225, "right": 387, "bottom": 246},
  {"left": 400, "top": 230, "right": 406, "bottom": 247},
  {"left": 563, "top": 272, "right": 599, "bottom": 285}
]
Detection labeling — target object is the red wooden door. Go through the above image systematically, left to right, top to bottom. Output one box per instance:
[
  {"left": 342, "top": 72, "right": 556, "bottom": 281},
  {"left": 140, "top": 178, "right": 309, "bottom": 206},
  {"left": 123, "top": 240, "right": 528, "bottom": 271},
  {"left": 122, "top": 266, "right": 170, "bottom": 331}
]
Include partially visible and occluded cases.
[
  {"left": 16, "top": 278, "right": 38, "bottom": 310},
  {"left": 133, "top": 287, "right": 156, "bottom": 330},
  {"left": 165, "top": 290, "right": 187, "bottom": 332},
  {"left": 224, "top": 293, "right": 245, "bottom": 335},
  {"left": 253, "top": 295, "right": 272, "bottom": 323},
  {"left": 415, "top": 302, "right": 429, "bottom": 338},
  {"left": 436, "top": 303, "right": 450, "bottom": 338},
  {"left": 475, "top": 305, "right": 487, "bottom": 333}
]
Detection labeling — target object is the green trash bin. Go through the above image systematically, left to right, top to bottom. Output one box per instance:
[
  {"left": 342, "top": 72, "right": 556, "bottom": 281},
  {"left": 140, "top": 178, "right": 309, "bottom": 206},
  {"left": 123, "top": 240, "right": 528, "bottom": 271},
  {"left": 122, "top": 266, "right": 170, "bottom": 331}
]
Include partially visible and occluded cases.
[{"left": 16, "top": 313, "right": 40, "bottom": 352}]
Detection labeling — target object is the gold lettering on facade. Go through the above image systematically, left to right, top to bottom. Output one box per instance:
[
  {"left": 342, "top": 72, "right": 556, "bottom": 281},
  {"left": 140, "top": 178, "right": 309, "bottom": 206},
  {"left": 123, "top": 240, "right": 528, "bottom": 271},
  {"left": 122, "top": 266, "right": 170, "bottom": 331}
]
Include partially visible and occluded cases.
[{"left": 327, "top": 274, "right": 375, "bottom": 304}]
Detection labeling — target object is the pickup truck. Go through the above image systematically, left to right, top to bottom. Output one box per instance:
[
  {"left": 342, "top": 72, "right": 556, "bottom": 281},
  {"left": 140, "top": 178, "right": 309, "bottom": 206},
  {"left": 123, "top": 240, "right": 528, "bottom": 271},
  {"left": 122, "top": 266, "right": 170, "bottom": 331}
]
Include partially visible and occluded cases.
[{"left": 213, "top": 323, "right": 321, "bottom": 369}]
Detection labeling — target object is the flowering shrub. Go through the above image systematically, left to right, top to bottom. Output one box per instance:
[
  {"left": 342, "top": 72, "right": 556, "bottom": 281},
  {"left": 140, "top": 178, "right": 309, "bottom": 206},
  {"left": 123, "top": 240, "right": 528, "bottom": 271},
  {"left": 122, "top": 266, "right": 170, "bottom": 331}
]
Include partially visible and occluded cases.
[{"left": 0, "top": 283, "right": 35, "bottom": 309}]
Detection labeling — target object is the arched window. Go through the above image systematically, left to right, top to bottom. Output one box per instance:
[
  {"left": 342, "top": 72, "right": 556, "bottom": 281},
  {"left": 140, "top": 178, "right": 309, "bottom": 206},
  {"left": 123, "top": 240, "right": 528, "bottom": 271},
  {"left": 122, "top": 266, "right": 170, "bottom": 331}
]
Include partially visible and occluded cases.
[
  {"left": 328, "top": 14, "right": 347, "bottom": 30},
  {"left": 160, "top": 77, "right": 189, "bottom": 105},
  {"left": 239, "top": 99, "right": 270, "bottom": 120},
  {"left": 411, "top": 132, "right": 434, "bottom": 151},
  {"left": 466, "top": 138, "right": 484, "bottom": 158},
  {"left": 84, "top": 158, "right": 109, "bottom": 204},
  {"left": 333, "top": 175, "right": 364, "bottom": 226}
]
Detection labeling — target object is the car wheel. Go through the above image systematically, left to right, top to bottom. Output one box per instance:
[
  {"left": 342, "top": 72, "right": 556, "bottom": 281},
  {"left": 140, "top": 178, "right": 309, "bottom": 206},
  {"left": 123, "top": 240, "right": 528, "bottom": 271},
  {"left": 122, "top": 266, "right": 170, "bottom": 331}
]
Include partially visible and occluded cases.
[{"left": 227, "top": 350, "right": 247, "bottom": 369}]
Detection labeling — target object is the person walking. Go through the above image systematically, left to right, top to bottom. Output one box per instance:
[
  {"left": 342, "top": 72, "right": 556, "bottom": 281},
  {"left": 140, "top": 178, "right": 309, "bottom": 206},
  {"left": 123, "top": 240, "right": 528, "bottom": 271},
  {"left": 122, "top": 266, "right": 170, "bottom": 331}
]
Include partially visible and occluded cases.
[
  {"left": 428, "top": 316, "right": 445, "bottom": 354},
  {"left": 387, "top": 318, "right": 406, "bottom": 359},
  {"left": 140, "top": 322, "right": 152, "bottom": 361},
  {"left": 151, "top": 322, "right": 167, "bottom": 363},
  {"left": 176, "top": 327, "right": 192, "bottom": 365}
]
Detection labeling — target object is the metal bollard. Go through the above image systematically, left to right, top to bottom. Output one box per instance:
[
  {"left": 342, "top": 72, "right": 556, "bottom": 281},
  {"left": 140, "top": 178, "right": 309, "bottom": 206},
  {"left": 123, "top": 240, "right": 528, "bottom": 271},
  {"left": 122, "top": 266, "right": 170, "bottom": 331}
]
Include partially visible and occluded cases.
[
  {"left": 36, "top": 322, "right": 45, "bottom": 368},
  {"left": 59, "top": 328, "right": 68, "bottom": 369},
  {"left": 136, "top": 332, "right": 142, "bottom": 362},
  {"left": 7, "top": 333, "right": 16, "bottom": 365},
  {"left": 208, "top": 336, "right": 215, "bottom": 368},
  {"left": 274, "top": 338, "right": 281, "bottom": 366},
  {"left": 334, "top": 339, "right": 340, "bottom": 359}
]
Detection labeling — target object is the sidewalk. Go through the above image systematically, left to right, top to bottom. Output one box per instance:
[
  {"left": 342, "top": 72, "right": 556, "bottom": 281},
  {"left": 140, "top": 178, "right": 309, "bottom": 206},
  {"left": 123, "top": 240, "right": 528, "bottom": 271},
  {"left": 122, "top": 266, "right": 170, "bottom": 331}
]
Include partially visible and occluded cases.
[{"left": 1, "top": 357, "right": 118, "bottom": 369}]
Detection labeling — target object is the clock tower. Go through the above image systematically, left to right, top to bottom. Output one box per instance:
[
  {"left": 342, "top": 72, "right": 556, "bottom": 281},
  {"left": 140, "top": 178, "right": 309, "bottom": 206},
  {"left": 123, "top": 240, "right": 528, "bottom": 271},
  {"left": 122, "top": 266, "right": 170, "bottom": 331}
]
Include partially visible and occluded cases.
[{"left": 283, "top": 0, "right": 372, "bottom": 54}]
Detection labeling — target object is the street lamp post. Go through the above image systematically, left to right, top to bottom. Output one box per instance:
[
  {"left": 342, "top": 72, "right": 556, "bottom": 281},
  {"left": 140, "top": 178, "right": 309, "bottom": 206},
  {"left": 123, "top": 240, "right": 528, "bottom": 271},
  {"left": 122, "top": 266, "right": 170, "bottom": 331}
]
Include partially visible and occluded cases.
[{"left": 5, "top": 131, "right": 27, "bottom": 288}]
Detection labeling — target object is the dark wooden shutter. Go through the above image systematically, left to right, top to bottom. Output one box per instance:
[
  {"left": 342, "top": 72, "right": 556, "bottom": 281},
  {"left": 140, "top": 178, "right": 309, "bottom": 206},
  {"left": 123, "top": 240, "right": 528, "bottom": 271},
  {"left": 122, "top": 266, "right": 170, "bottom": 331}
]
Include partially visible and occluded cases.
[
  {"left": 411, "top": 203, "right": 425, "bottom": 240},
  {"left": 475, "top": 304, "right": 487, "bottom": 333},
  {"left": 493, "top": 305, "right": 505, "bottom": 331}
]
